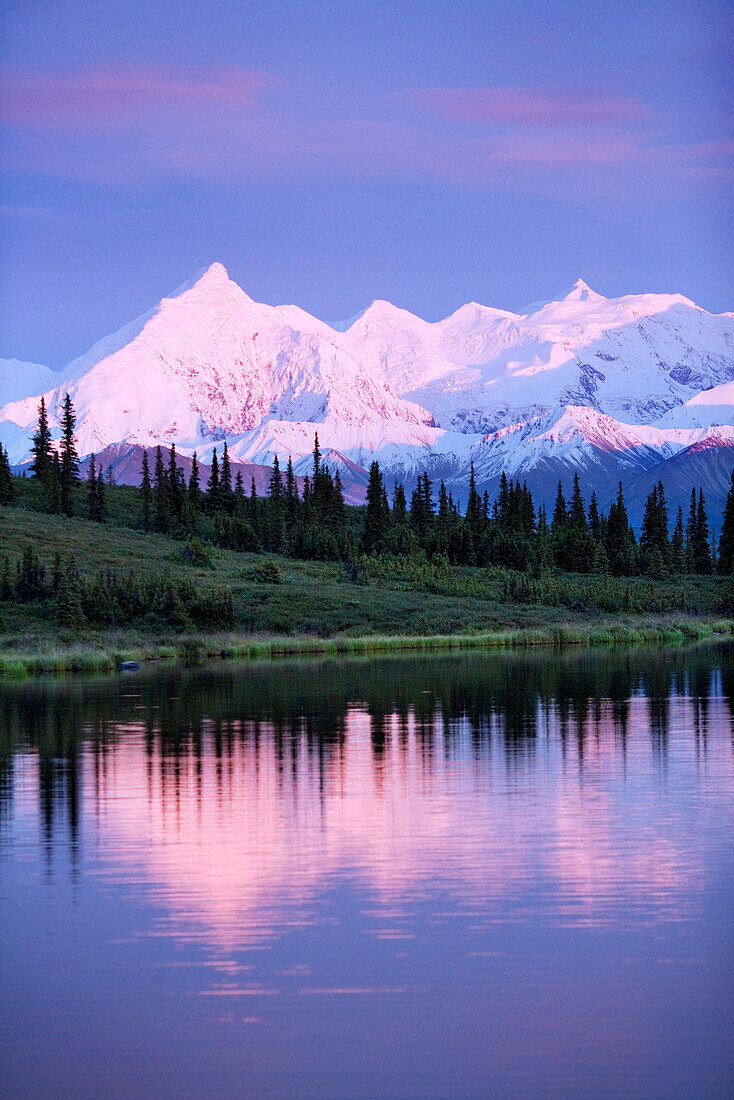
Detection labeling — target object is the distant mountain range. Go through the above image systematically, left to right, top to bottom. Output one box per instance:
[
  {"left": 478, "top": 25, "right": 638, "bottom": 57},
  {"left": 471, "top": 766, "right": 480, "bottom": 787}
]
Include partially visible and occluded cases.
[{"left": 1, "top": 262, "right": 732, "bottom": 522}]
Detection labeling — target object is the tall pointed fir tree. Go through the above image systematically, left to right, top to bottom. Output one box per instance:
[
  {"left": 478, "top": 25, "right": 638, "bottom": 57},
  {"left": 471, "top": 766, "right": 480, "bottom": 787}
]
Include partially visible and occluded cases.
[
  {"left": 59, "top": 392, "right": 79, "bottom": 516},
  {"left": 31, "top": 395, "right": 53, "bottom": 491},
  {"left": 220, "top": 441, "right": 232, "bottom": 510},
  {"left": 0, "top": 443, "right": 14, "bottom": 504},
  {"left": 167, "top": 445, "right": 183, "bottom": 524},
  {"left": 153, "top": 446, "right": 168, "bottom": 532},
  {"left": 206, "top": 449, "right": 220, "bottom": 512},
  {"left": 140, "top": 450, "right": 152, "bottom": 529},
  {"left": 187, "top": 452, "right": 201, "bottom": 512},
  {"left": 268, "top": 455, "right": 285, "bottom": 551},
  {"left": 285, "top": 456, "right": 298, "bottom": 535},
  {"left": 363, "top": 461, "right": 386, "bottom": 553},
  {"left": 465, "top": 461, "right": 484, "bottom": 548},
  {"left": 717, "top": 466, "right": 734, "bottom": 576},
  {"left": 718, "top": 468, "right": 734, "bottom": 574},
  {"left": 234, "top": 470, "right": 246, "bottom": 513},
  {"left": 410, "top": 472, "right": 434, "bottom": 542},
  {"left": 564, "top": 472, "right": 593, "bottom": 572},
  {"left": 551, "top": 481, "right": 567, "bottom": 531},
  {"left": 640, "top": 481, "right": 670, "bottom": 574},
  {"left": 605, "top": 482, "right": 635, "bottom": 575},
  {"left": 685, "top": 488, "right": 698, "bottom": 572},
  {"left": 694, "top": 488, "right": 712, "bottom": 574},
  {"left": 588, "top": 491, "right": 601, "bottom": 542},
  {"left": 671, "top": 506, "right": 685, "bottom": 573}
]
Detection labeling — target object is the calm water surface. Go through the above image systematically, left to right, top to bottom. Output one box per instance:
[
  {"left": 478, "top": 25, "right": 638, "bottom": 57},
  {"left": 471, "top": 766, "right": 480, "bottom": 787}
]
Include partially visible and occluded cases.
[{"left": 1, "top": 645, "right": 733, "bottom": 1098}]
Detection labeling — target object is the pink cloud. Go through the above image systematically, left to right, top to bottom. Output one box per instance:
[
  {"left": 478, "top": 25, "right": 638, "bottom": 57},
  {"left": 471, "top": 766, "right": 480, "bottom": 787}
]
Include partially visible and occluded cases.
[
  {"left": 0, "top": 66, "right": 272, "bottom": 128},
  {"left": 1, "top": 67, "right": 731, "bottom": 191},
  {"left": 405, "top": 86, "right": 652, "bottom": 126},
  {"left": 486, "top": 133, "right": 646, "bottom": 166}
]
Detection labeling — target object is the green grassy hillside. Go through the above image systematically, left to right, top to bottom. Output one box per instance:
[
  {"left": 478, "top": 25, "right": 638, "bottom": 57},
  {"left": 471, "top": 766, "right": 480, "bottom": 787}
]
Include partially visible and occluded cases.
[{"left": 1, "top": 487, "right": 732, "bottom": 676}]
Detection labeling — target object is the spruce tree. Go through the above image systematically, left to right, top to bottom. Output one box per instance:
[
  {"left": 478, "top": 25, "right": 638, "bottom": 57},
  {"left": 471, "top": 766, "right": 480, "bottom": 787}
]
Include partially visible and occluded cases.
[
  {"left": 59, "top": 392, "right": 79, "bottom": 516},
  {"left": 30, "top": 396, "right": 53, "bottom": 488},
  {"left": 220, "top": 441, "right": 232, "bottom": 508},
  {"left": 0, "top": 444, "right": 14, "bottom": 504},
  {"left": 167, "top": 445, "right": 183, "bottom": 523},
  {"left": 153, "top": 446, "right": 168, "bottom": 532},
  {"left": 206, "top": 449, "right": 220, "bottom": 512},
  {"left": 140, "top": 450, "right": 152, "bottom": 529},
  {"left": 187, "top": 452, "right": 201, "bottom": 512},
  {"left": 268, "top": 455, "right": 284, "bottom": 501},
  {"left": 268, "top": 456, "right": 285, "bottom": 551},
  {"left": 285, "top": 457, "right": 298, "bottom": 533},
  {"left": 363, "top": 461, "right": 386, "bottom": 553},
  {"left": 465, "top": 461, "right": 483, "bottom": 545},
  {"left": 718, "top": 468, "right": 734, "bottom": 574},
  {"left": 234, "top": 470, "right": 246, "bottom": 514},
  {"left": 331, "top": 470, "right": 346, "bottom": 529},
  {"left": 410, "top": 472, "right": 434, "bottom": 542},
  {"left": 495, "top": 473, "right": 510, "bottom": 526},
  {"left": 565, "top": 473, "right": 593, "bottom": 573},
  {"left": 568, "top": 473, "right": 586, "bottom": 529},
  {"left": 551, "top": 481, "right": 567, "bottom": 531},
  {"left": 551, "top": 481, "right": 568, "bottom": 570},
  {"left": 656, "top": 481, "right": 670, "bottom": 562},
  {"left": 605, "top": 482, "right": 635, "bottom": 575},
  {"left": 393, "top": 483, "right": 407, "bottom": 525},
  {"left": 640, "top": 483, "right": 669, "bottom": 573},
  {"left": 685, "top": 488, "right": 698, "bottom": 572},
  {"left": 694, "top": 488, "right": 712, "bottom": 574},
  {"left": 588, "top": 491, "right": 601, "bottom": 541},
  {"left": 671, "top": 506, "right": 685, "bottom": 573}
]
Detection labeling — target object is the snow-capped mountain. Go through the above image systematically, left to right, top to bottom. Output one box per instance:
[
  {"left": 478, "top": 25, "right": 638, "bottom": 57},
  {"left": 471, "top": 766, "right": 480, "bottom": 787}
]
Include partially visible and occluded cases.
[
  {"left": 0, "top": 263, "right": 434, "bottom": 463},
  {"left": 1, "top": 263, "right": 732, "bottom": 520},
  {"left": 342, "top": 279, "right": 734, "bottom": 434}
]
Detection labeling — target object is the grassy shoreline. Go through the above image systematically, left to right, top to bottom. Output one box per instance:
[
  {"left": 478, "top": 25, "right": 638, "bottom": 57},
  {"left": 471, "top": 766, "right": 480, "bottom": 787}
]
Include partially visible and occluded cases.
[
  {"left": 2, "top": 496, "right": 732, "bottom": 679},
  {"left": 2, "top": 616, "right": 732, "bottom": 679}
]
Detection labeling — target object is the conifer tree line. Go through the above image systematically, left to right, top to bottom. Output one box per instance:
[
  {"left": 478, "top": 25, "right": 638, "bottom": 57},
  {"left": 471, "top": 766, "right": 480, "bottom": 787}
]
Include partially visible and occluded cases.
[
  {"left": 29, "top": 393, "right": 80, "bottom": 516},
  {"left": 15, "top": 394, "right": 734, "bottom": 576},
  {"left": 142, "top": 434, "right": 355, "bottom": 561},
  {"left": 359, "top": 463, "right": 732, "bottom": 577},
  {"left": 0, "top": 546, "right": 235, "bottom": 632}
]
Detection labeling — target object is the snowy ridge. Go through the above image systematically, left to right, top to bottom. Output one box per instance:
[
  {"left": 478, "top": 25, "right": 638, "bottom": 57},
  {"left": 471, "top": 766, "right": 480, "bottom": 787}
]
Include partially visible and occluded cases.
[{"left": 0, "top": 264, "right": 732, "bottom": 515}]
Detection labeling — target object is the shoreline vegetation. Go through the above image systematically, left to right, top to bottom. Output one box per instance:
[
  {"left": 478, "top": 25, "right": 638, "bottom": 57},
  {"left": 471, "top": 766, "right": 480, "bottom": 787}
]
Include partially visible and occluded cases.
[
  {"left": 1, "top": 397, "right": 732, "bottom": 678},
  {"left": 1, "top": 492, "right": 732, "bottom": 679},
  {"left": 2, "top": 618, "right": 733, "bottom": 680}
]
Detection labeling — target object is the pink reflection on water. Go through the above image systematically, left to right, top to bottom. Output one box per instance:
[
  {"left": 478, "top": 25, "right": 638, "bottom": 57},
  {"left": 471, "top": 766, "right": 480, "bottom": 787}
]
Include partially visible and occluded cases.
[{"left": 56, "top": 692, "right": 734, "bottom": 955}]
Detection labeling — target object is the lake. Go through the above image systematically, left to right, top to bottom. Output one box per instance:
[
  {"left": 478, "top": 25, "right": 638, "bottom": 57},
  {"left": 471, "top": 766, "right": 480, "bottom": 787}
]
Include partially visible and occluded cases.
[{"left": 1, "top": 644, "right": 733, "bottom": 1098}]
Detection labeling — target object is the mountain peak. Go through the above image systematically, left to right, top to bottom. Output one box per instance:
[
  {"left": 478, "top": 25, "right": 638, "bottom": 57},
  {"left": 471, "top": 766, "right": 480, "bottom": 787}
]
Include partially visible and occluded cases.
[
  {"left": 202, "top": 260, "right": 230, "bottom": 280},
  {"left": 166, "top": 261, "right": 246, "bottom": 302},
  {"left": 189, "top": 261, "right": 235, "bottom": 288},
  {"left": 562, "top": 278, "right": 605, "bottom": 303}
]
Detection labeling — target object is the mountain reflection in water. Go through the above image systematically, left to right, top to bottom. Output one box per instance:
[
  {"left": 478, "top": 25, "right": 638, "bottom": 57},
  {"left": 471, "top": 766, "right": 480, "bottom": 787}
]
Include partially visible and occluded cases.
[{"left": 1, "top": 645, "right": 733, "bottom": 1099}]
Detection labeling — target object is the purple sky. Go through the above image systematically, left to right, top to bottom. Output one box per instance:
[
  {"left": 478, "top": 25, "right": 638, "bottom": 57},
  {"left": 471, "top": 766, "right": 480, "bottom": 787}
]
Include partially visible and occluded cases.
[{"left": 1, "top": 0, "right": 732, "bottom": 368}]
